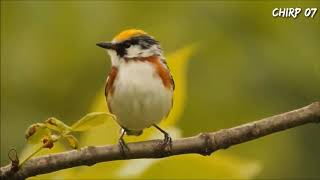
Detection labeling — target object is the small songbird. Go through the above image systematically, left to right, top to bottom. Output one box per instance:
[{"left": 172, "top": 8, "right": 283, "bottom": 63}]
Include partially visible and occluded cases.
[{"left": 96, "top": 29, "right": 174, "bottom": 150}]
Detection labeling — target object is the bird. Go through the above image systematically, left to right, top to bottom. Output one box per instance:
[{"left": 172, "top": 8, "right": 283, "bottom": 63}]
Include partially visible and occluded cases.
[{"left": 96, "top": 29, "right": 175, "bottom": 151}]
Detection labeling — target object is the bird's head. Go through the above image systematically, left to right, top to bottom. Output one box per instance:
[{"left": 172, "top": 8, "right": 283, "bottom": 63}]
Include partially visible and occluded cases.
[{"left": 97, "top": 29, "right": 163, "bottom": 66}]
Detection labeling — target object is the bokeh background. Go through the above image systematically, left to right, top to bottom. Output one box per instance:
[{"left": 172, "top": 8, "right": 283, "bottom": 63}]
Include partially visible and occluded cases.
[{"left": 1, "top": 1, "right": 320, "bottom": 179}]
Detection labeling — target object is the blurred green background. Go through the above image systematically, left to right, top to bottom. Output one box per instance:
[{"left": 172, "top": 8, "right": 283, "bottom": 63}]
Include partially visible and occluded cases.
[{"left": 1, "top": 1, "right": 319, "bottom": 179}]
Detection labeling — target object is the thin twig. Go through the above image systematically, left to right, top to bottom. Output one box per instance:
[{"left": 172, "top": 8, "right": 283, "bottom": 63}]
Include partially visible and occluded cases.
[{"left": 1, "top": 102, "right": 319, "bottom": 180}]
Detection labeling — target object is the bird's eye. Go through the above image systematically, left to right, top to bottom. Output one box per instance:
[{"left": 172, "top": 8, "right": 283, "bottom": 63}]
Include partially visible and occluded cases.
[{"left": 123, "top": 42, "right": 131, "bottom": 48}]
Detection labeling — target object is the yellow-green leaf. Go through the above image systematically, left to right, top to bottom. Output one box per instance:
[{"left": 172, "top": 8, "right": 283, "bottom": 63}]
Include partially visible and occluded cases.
[
  {"left": 161, "top": 44, "right": 196, "bottom": 127},
  {"left": 71, "top": 112, "right": 115, "bottom": 131},
  {"left": 45, "top": 117, "right": 71, "bottom": 133},
  {"left": 25, "top": 123, "right": 51, "bottom": 144},
  {"left": 64, "top": 135, "right": 79, "bottom": 149}
]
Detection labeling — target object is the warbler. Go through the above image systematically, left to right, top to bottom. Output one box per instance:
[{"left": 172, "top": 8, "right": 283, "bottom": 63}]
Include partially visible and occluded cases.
[{"left": 97, "top": 29, "right": 174, "bottom": 150}]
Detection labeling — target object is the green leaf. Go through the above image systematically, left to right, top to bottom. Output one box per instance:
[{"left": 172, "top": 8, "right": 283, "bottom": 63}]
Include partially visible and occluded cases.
[
  {"left": 161, "top": 44, "right": 196, "bottom": 127},
  {"left": 71, "top": 112, "right": 115, "bottom": 132},
  {"left": 45, "top": 117, "right": 71, "bottom": 133},
  {"left": 25, "top": 123, "right": 51, "bottom": 144},
  {"left": 64, "top": 135, "right": 79, "bottom": 149}
]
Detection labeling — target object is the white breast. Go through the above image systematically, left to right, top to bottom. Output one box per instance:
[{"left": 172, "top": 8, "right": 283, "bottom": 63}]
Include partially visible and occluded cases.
[{"left": 108, "top": 61, "right": 173, "bottom": 131}]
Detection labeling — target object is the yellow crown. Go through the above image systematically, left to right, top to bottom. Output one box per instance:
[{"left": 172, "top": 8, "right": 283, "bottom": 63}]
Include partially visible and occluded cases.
[{"left": 113, "top": 29, "right": 147, "bottom": 42}]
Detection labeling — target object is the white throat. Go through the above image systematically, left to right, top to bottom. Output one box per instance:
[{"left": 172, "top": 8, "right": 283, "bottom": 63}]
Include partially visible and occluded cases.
[{"left": 107, "top": 50, "right": 120, "bottom": 67}]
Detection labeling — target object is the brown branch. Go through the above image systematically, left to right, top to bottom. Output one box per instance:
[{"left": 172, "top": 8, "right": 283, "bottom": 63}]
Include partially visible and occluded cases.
[{"left": 1, "top": 102, "right": 319, "bottom": 179}]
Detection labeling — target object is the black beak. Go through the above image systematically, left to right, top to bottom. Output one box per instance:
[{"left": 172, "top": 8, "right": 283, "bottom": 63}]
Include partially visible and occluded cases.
[{"left": 96, "top": 42, "right": 116, "bottom": 50}]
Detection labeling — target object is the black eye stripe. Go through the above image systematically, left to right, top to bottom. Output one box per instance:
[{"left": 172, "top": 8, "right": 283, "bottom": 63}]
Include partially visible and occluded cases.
[
  {"left": 115, "top": 35, "right": 159, "bottom": 57},
  {"left": 122, "top": 36, "right": 158, "bottom": 48},
  {"left": 114, "top": 43, "right": 127, "bottom": 57}
]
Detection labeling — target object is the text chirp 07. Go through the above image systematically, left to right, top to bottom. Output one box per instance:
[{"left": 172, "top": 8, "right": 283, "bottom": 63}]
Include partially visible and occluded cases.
[{"left": 272, "top": 8, "right": 318, "bottom": 18}]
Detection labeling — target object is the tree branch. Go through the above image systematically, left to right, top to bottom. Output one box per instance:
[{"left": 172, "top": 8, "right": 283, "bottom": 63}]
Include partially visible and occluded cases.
[{"left": 1, "top": 102, "right": 320, "bottom": 179}]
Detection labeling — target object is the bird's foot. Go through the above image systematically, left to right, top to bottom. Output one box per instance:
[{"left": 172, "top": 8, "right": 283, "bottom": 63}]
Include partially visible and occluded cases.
[
  {"left": 153, "top": 124, "right": 172, "bottom": 155},
  {"left": 118, "top": 128, "right": 130, "bottom": 158},
  {"left": 161, "top": 132, "right": 172, "bottom": 151},
  {"left": 118, "top": 138, "right": 129, "bottom": 158}
]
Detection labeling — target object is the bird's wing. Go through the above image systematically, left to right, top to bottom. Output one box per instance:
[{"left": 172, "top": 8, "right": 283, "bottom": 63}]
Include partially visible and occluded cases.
[
  {"left": 161, "top": 58, "right": 175, "bottom": 91},
  {"left": 105, "top": 67, "right": 118, "bottom": 113}
]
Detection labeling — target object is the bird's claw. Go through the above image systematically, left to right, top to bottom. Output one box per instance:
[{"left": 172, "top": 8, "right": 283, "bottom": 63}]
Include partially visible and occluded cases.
[
  {"left": 153, "top": 124, "right": 172, "bottom": 154},
  {"left": 118, "top": 128, "right": 130, "bottom": 157},
  {"left": 160, "top": 133, "right": 172, "bottom": 151},
  {"left": 118, "top": 138, "right": 129, "bottom": 157}
]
